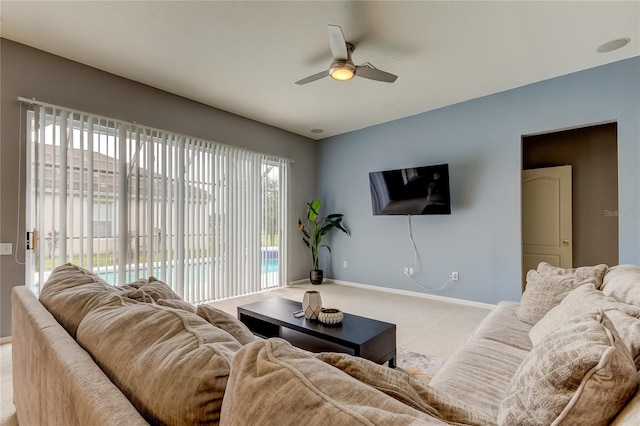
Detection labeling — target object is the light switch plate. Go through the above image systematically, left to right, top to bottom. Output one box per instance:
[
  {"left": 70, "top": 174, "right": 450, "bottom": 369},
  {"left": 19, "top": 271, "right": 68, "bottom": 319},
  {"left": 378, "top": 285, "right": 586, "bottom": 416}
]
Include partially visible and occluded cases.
[{"left": 0, "top": 243, "right": 12, "bottom": 256}]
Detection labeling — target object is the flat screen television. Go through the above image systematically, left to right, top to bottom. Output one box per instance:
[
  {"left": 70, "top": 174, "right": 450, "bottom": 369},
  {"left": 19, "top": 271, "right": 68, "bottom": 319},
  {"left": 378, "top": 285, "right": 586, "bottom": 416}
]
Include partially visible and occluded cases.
[{"left": 369, "top": 164, "right": 451, "bottom": 215}]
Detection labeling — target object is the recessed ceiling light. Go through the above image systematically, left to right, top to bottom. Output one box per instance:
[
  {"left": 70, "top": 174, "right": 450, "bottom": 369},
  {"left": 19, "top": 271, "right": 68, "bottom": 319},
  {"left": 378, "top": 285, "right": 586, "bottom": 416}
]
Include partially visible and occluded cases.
[
  {"left": 597, "top": 38, "right": 631, "bottom": 53},
  {"left": 311, "top": 129, "right": 324, "bottom": 134}
]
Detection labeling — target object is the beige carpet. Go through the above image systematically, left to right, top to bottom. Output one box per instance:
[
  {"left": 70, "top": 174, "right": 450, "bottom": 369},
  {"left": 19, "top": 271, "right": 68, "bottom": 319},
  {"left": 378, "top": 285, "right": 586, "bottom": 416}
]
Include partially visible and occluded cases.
[
  {"left": 0, "top": 282, "right": 490, "bottom": 424},
  {"left": 208, "top": 282, "right": 491, "bottom": 359},
  {"left": 0, "top": 343, "right": 17, "bottom": 426}
]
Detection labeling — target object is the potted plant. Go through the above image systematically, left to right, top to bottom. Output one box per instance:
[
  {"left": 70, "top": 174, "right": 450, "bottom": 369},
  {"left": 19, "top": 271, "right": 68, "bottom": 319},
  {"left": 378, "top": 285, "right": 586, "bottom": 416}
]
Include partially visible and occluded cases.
[{"left": 298, "top": 198, "right": 350, "bottom": 285}]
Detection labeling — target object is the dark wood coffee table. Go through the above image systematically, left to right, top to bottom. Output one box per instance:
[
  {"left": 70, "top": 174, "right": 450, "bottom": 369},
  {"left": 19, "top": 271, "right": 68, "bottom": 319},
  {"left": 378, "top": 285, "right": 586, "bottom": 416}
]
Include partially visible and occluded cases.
[{"left": 237, "top": 297, "right": 396, "bottom": 367}]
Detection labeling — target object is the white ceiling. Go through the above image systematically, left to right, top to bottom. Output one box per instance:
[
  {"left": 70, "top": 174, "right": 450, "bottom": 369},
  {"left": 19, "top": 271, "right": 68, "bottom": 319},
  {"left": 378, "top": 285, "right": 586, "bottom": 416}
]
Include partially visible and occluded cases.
[{"left": 1, "top": 1, "right": 638, "bottom": 140}]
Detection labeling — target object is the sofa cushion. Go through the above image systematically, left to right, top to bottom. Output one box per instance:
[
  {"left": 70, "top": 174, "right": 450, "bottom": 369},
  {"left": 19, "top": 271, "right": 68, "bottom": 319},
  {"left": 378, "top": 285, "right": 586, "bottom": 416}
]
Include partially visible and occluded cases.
[
  {"left": 536, "top": 262, "right": 608, "bottom": 289},
  {"left": 39, "top": 263, "right": 129, "bottom": 337},
  {"left": 516, "top": 263, "right": 607, "bottom": 325},
  {"left": 601, "top": 264, "right": 640, "bottom": 307},
  {"left": 117, "top": 276, "right": 180, "bottom": 301},
  {"left": 530, "top": 283, "right": 640, "bottom": 369},
  {"left": 118, "top": 288, "right": 156, "bottom": 303},
  {"left": 157, "top": 298, "right": 197, "bottom": 312},
  {"left": 155, "top": 300, "right": 258, "bottom": 346},
  {"left": 471, "top": 301, "right": 533, "bottom": 352},
  {"left": 76, "top": 303, "right": 242, "bottom": 426},
  {"left": 196, "top": 304, "right": 258, "bottom": 346},
  {"left": 603, "top": 309, "right": 640, "bottom": 370},
  {"left": 498, "top": 310, "right": 638, "bottom": 426},
  {"left": 220, "top": 337, "right": 492, "bottom": 426},
  {"left": 429, "top": 337, "right": 529, "bottom": 420},
  {"left": 317, "top": 351, "right": 496, "bottom": 426},
  {"left": 611, "top": 382, "right": 640, "bottom": 426}
]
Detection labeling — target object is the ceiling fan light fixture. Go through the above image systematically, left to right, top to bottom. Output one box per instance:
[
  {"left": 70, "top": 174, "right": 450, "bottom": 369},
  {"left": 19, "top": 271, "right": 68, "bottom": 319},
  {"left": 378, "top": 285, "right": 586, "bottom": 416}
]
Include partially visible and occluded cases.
[
  {"left": 295, "top": 25, "right": 397, "bottom": 85},
  {"left": 330, "top": 60, "right": 355, "bottom": 81}
]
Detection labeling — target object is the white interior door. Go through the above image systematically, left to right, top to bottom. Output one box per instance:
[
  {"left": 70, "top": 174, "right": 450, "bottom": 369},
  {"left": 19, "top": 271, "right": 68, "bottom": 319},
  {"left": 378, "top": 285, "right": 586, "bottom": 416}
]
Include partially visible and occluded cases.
[{"left": 522, "top": 165, "right": 572, "bottom": 290}]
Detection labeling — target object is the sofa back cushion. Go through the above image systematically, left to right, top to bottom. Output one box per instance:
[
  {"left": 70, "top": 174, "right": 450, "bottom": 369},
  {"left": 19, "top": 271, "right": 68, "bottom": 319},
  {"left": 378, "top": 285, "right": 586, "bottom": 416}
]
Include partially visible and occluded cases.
[
  {"left": 536, "top": 262, "right": 608, "bottom": 288},
  {"left": 39, "top": 263, "right": 128, "bottom": 337},
  {"left": 516, "top": 263, "right": 608, "bottom": 325},
  {"left": 601, "top": 265, "right": 640, "bottom": 307},
  {"left": 116, "top": 276, "right": 181, "bottom": 301},
  {"left": 530, "top": 283, "right": 640, "bottom": 369},
  {"left": 157, "top": 298, "right": 197, "bottom": 312},
  {"left": 76, "top": 303, "right": 242, "bottom": 426},
  {"left": 196, "top": 304, "right": 258, "bottom": 346},
  {"left": 499, "top": 310, "right": 637, "bottom": 426},
  {"left": 220, "top": 337, "right": 494, "bottom": 426},
  {"left": 611, "top": 385, "right": 640, "bottom": 426}
]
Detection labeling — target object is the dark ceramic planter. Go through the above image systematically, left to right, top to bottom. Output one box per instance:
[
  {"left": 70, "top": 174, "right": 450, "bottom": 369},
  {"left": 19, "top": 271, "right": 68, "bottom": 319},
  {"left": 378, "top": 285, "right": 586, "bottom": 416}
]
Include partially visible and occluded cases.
[{"left": 310, "top": 269, "right": 324, "bottom": 285}]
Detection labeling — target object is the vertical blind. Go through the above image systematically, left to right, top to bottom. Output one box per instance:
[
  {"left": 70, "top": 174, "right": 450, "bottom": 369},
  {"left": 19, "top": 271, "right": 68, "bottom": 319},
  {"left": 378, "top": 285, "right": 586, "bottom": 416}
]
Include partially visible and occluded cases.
[{"left": 23, "top": 99, "right": 289, "bottom": 303}]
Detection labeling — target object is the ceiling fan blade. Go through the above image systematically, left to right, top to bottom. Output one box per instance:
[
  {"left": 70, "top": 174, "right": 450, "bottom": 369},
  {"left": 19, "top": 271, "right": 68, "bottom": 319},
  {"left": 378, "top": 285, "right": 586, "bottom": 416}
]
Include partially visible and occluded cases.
[
  {"left": 328, "top": 24, "right": 348, "bottom": 60},
  {"left": 355, "top": 65, "right": 398, "bottom": 83},
  {"left": 295, "top": 70, "right": 329, "bottom": 85}
]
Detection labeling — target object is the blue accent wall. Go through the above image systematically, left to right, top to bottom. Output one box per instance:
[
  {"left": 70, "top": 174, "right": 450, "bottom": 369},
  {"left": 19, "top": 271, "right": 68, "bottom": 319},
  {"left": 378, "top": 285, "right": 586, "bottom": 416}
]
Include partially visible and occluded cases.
[{"left": 317, "top": 57, "right": 640, "bottom": 304}]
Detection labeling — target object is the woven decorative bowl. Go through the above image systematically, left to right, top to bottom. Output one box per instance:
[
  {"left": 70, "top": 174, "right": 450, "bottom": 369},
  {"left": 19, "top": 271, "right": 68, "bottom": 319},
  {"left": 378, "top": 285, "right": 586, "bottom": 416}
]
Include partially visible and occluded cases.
[{"left": 318, "top": 308, "right": 343, "bottom": 325}]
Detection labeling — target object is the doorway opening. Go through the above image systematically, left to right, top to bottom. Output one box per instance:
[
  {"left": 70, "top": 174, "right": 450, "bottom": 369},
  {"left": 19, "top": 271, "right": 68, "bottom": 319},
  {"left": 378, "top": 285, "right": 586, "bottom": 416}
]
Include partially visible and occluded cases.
[{"left": 521, "top": 122, "right": 618, "bottom": 291}]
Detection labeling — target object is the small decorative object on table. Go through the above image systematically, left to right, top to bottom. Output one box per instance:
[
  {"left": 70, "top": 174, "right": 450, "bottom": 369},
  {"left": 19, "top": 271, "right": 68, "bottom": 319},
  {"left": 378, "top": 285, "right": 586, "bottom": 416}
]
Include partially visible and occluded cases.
[
  {"left": 302, "top": 290, "right": 322, "bottom": 320},
  {"left": 318, "top": 308, "right": 343, "bottom": 325}
]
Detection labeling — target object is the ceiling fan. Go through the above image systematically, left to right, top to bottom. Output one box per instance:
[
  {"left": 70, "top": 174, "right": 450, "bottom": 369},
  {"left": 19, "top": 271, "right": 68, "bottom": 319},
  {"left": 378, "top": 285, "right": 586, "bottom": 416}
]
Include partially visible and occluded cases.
[{"left": 295, "top": 24, "right": 398, "bottom": 85}]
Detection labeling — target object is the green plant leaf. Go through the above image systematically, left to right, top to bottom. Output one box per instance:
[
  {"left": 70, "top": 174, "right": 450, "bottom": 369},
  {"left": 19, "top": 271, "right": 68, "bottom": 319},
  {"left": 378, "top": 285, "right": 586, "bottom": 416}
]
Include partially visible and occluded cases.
[
  {"left": 300, "top": 197, "right": 349, "bottom": 271},
  {"left": 307, "top": 198, "right": 321, "bottom": 221},
  {"left": 323, "top": 217, "right": 349, "bottom": 235},
  {"left": 334, "top": 222, "right": 350, "bottom": 235}
]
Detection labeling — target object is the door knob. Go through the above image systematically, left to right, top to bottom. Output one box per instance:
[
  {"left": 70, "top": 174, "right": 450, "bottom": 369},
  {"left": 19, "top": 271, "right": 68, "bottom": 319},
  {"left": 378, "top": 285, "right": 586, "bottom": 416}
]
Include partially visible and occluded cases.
[{"left": 563, "top": 240, "right": 570, "bottom": 246}]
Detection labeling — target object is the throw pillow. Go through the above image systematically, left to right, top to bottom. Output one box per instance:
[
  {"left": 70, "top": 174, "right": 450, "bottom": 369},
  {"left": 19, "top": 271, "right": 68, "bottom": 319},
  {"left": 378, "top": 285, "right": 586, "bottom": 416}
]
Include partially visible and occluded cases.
[
  {"left": 537, "top": 262, "right": 608, "bottom": 289},
  {"left": 601, "top": 264, "right": 640, "bottom": 307},
  {"left": 516, "top": 269, "right": 593, "bottom": 325},
  {"left": 117, "top": 276, "right": 180, "bottom": 301},
  {"left": 530, "top": 283, "right": 640, "bottom": 368},
  {"left": 118, "top": 288, "right": 156, "bottom": 303},
  {"left": 157, "top": 298, "right": 197, "bottom": 313},
  {"left": 77, "top": 303, "right": 242, "bottom": 425},
  {"left": 196, "top": 304, "right": 257, "bottom": 346},
  {"left": 604, "top": 309, "right": 640, "bottom": 370},
  {"left": 498, "top": 310, "right": 638, "bottom": 426}
]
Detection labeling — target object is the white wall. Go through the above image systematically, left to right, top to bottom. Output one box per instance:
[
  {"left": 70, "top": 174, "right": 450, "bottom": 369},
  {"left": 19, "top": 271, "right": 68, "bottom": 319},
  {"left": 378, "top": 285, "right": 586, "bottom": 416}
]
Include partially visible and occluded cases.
[{"left": 317, "top": 57, "right": 640, "bottom": 304}]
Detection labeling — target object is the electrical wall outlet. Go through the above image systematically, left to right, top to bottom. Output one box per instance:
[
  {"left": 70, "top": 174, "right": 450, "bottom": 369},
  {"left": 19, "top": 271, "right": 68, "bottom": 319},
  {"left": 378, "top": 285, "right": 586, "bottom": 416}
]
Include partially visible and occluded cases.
[
  {"left": 0, "top": 243, "right": 12, "bottom": 256},
  {"left": 343, "top": 260, "right": 348, "bottom": 268},
  {"left": 404, "top": 267, "right": 414, "bottom": 276},
  {"left": 451, "top": 272, "right": 459, "bottom": 281}
]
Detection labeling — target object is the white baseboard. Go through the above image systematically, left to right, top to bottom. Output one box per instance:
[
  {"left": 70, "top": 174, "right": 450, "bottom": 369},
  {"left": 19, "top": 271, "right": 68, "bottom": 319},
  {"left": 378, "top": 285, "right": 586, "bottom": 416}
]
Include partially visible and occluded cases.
[
  {"left": 287, "top": 278, "right": 311, "bottom": 286},
  {"left": 325, "top": 279, "right": 496, "bottom": 310},
  {"left": 0, "top": 336, "right": 12, "bottom": 345}
]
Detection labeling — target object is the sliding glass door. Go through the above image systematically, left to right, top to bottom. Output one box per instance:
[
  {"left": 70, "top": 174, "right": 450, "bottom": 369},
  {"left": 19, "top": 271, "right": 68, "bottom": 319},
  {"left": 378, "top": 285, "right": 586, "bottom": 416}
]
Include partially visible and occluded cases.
[{"left": 24, "top": 101, "right": 289, "bottom": 303}]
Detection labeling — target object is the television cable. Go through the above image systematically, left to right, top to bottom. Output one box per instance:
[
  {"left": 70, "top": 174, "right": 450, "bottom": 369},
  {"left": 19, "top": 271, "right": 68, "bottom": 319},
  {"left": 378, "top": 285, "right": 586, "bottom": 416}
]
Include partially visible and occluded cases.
[{"left": 404, "top": 215, "right": 452, "bottom": 291}]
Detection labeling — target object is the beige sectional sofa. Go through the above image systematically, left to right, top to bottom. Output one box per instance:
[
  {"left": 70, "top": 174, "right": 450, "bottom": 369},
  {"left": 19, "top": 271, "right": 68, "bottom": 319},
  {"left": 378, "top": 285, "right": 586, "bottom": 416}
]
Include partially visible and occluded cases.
[{"left": 12, "top": 263, "right": 640, "bottom": 425}]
